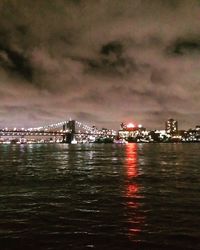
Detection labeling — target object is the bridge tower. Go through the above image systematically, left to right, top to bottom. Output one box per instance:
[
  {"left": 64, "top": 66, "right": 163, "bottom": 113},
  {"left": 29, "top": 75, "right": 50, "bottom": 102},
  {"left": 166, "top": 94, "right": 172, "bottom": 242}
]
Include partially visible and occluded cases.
[{"left": 62, "top": 120, "right": 76, "bottom": 143}]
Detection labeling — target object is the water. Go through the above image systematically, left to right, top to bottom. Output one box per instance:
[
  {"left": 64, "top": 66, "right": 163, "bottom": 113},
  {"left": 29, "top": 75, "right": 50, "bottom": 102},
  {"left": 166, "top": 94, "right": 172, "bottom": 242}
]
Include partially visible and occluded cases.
[{"left": 0, "top": 143, "right": 200, "bottom": 250}]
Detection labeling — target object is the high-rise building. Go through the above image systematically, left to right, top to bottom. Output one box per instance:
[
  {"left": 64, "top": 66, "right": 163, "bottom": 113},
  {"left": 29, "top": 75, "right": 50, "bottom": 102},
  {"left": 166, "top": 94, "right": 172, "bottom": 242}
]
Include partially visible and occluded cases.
[{"left": 165, "top": 118, "right": 178, "bottom": 134}]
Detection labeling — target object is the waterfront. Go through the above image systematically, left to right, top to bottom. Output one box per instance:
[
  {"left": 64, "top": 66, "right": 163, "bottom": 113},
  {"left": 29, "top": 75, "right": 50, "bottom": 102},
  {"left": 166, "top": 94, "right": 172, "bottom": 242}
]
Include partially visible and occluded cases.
[{"left": 0, "top": 143, "right": 200, "bottom": 250}]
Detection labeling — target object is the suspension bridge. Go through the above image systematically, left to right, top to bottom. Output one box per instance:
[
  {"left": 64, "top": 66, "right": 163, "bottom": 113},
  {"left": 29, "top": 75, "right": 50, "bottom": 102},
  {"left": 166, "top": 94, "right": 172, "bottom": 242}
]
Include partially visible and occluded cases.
[{"left": 0, "top": 120, "right": 117, "bottom": 143}]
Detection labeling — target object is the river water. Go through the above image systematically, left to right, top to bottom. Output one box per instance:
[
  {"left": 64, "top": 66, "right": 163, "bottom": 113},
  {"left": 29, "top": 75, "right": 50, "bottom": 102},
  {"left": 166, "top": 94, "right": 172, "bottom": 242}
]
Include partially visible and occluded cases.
[{"left": 0, "top": 143, "right": 200, "bottom": 250}]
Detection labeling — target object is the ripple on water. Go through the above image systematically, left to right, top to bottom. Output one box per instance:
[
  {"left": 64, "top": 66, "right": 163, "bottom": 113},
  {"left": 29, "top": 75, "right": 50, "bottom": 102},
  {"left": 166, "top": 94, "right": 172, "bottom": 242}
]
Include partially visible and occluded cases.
[{"left": 0, "top": 143, "right": 200, "bottom": 250}]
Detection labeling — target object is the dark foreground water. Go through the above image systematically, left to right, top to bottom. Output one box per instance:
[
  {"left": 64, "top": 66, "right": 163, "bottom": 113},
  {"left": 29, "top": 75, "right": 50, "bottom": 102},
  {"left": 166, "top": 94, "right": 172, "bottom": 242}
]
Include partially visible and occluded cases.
[{"left": 0, "top": 143, "right": 200, "bottom": 250}]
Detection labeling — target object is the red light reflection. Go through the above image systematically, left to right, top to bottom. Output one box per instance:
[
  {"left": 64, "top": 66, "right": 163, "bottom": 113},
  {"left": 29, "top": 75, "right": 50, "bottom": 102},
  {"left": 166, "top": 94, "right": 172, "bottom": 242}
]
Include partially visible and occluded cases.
[
  {"left": 125, "top": 143, "right": 144, "bottom": 239},
  {"left": 126, "top": 143, "right": 138, "bottom": 179},
  {"left": 127, "top": 184, "right": 138, "bottom": 197}
]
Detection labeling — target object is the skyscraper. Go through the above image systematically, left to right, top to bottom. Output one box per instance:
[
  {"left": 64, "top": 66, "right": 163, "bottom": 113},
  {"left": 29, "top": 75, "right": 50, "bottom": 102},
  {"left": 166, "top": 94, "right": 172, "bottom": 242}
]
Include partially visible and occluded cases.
[{"left": 165, "top": 118, "right": 178, "bottom": 134}]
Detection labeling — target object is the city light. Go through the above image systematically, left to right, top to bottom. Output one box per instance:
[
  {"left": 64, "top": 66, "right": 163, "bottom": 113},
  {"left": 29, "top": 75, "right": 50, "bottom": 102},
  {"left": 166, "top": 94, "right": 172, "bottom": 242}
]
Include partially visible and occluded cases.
[
  {"left": 1, "top": 119, "right": 200, "bottom": 144},
  {"left": 127, "top": 123, "right": 135, "bottom": 128}
]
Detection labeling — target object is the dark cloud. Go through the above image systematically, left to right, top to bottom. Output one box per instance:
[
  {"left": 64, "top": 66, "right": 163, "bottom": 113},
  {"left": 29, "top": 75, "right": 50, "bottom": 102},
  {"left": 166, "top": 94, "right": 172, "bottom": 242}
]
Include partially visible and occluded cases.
[
  {"left": 0, "top": 0, "right": 200, "bottom": 129},
  {"left": 168, "top": 38, "right": 200, "bottom": 56},
  {"left": 85, "top": 41, "right": 137, "bottom": 77},
  {"left": 101, "top": 41, "right": 123, "bottom": 56},
  {"left": 0, "top": 45, "right": 33, "bottom": 81}
]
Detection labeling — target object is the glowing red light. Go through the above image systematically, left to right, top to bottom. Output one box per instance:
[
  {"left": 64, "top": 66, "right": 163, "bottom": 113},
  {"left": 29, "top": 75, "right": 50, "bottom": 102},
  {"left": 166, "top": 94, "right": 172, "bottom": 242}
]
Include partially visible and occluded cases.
[
  {"left": 127, "top": 123, "right": 135, "bottom": 128},
  {"left": 126, "top": 143, "right": 137, "bottom": 178},
  {"left": 125, "top": 144, "right": 143, "bottom": 238}
]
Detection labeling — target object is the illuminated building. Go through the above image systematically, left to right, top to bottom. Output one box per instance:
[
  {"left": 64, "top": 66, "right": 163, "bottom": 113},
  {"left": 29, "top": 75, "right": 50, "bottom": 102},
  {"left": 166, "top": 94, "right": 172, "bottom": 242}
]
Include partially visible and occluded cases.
[
  {"left": 165, "top": 118, "right": 178, "bottom": 134},
  {"left": 118, "top": 122, "right": 145, "bottom": 141},
  {"left": 195, "top": 125, "right": 200, "bottom": 131}
]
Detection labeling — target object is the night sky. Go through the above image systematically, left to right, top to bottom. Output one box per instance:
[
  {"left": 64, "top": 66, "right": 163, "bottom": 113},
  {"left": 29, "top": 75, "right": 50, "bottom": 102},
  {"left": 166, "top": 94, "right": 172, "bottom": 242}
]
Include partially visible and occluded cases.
[{"left": 0, "top": 0, "right": 200, "bottom": 130}]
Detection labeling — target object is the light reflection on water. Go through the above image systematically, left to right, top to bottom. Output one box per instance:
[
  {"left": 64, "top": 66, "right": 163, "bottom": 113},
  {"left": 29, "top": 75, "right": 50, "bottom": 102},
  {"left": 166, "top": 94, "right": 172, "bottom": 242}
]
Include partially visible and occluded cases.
[
  {"left": 0, "top": 143, "right": 200, "bottom": 250},
  {"left": 124, "top": 144, "right": 146, "bottom": 242}
]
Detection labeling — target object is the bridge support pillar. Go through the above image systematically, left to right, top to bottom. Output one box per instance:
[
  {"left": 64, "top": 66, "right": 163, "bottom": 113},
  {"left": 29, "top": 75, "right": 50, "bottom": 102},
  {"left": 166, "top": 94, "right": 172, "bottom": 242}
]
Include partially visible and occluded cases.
[
  {"left": 62, "top": 120, "right": 76, "bottom": 143},
  {"left": 62, "top": 133, "right": 73, "bottom": 143}
]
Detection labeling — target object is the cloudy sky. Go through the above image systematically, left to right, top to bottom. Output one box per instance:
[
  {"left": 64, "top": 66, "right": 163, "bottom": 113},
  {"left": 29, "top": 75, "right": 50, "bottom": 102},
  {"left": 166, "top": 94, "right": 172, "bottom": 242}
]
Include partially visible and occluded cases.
[{"left": 0, "top": 0, "right": 200, "bottom": 130}]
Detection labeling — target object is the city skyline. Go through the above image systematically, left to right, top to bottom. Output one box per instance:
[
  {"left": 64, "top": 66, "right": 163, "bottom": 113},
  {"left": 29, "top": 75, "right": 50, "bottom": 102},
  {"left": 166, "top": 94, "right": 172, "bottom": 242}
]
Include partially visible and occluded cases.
[
  {"left": 1, "top": 0, "right": 200, "bottom": 130},
  {"left": 0, "top": 117, "right": 199, "bottom": 133},
  {"left": 1, "top": 118, "right": 200, "bottom": 145}
]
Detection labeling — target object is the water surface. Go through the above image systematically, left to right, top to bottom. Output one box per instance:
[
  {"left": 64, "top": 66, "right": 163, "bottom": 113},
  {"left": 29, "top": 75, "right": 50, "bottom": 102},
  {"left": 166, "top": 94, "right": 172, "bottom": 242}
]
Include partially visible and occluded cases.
[{"left": 0, "top": 143, "right": 200, "bottom": 249}]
